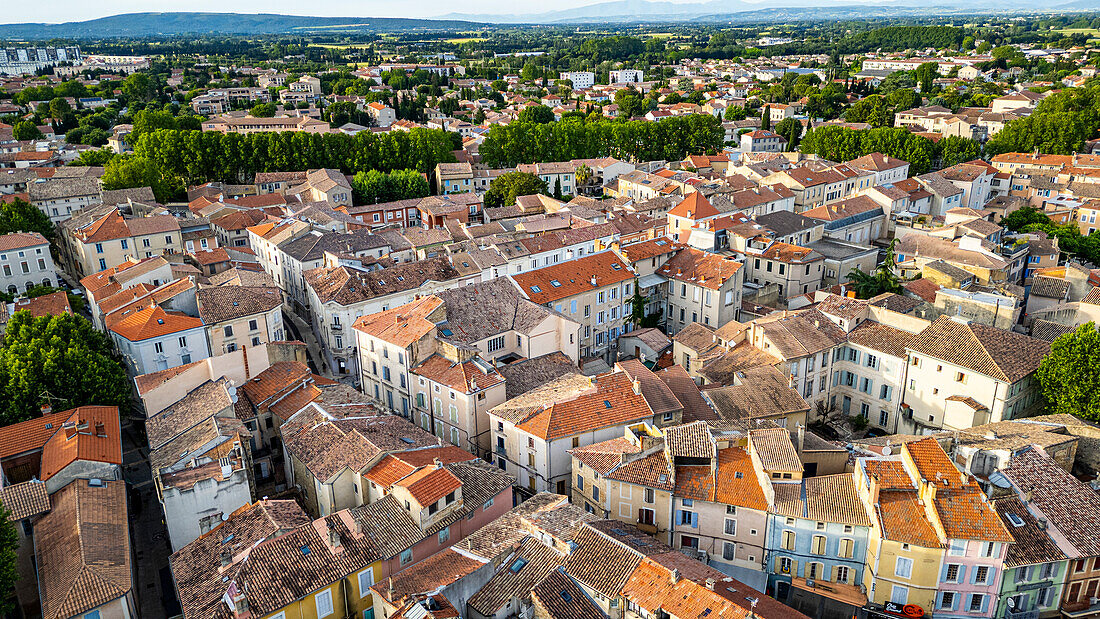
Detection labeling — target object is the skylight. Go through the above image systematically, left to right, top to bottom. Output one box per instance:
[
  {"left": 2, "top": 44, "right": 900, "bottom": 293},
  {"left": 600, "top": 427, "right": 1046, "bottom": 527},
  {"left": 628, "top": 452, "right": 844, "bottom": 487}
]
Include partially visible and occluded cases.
[
  {"left": 550, "top": 279, "right": 562, "bottom": 287},
  {"left": 531, "top": 285, "right": 542, "bottom": 293},
  {"left": 509, "top": 558, "right": 528, "bottom": 573}
]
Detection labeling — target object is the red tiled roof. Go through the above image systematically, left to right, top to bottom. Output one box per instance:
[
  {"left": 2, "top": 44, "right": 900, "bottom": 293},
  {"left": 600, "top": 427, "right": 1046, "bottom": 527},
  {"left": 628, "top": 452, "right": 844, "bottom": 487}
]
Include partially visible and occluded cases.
[{"left": 108, "top": 305, "right": 203, "bottom": 341}]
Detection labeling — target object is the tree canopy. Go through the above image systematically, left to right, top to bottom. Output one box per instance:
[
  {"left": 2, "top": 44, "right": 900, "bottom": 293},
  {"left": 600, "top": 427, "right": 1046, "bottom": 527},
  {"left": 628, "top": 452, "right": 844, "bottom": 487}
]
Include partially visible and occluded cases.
[
  {"left": 351, "top": 169, "right": 430, "bottom": 204},
  {"left": 484, "top": 171, "right": 548, "bottom": 207},
  {"left": 0, "top": 199, "right": 55, "bottom": 240},
  {"left": 0, "top": 312, "right": 130, "bottom": 426},
  {"left": 1037, "top": 323, "right": 1100, "bottom": 420}
]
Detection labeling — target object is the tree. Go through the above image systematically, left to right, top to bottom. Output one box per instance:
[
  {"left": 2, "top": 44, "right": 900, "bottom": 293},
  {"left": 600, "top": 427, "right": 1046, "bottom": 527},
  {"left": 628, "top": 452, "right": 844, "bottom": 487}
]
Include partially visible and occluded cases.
[
  {"left": 521, "top": 60, "right": 540, "bottom": 81},
  {"left": 914, "top": 62, "right": 938, "bottom": 94},
  {"left": 121, "top": 72, "right": 157, "bottom": 104},
  {"left": 614, "top": 87, "right": 645, "bottom": 119},
  {"left": 48, "top": 97, "right": 71, "bottom": 122},
  {"left": 250, "top": 102, "right": 277, "bottom": 118},
  {"left": 518, "top": 105, "right": 555, "bottom": 124},
  {"left": 724, "top": 106, "right": 746, "bottom": 121},
  {"left": 760, "top": 106, "right": 771, "bottom": 131},
  {"left": 129, "top": 109, "right": 177, "bottom": 146},
  {"left": 774, "top": 118, "right": 803, "bottom": 151},
  {"left": 12, "top": 121, "right": 42, "bottom": 141},
  {"left": 69, "top": 149, "right": 115, "bottom": 167},
  {"left": 103, "top": 155, "right": 178, "bottom": 203},
  {"left": 351, "top": 169, "right": 430, "bottom": 204},
  {"left": 484, "top": 171, "right": 547, "bottom": 208},
  {"left": 0, "top": 199, "right": 55, "bottom": 240},
  {"left": 846, "top": 239, "right": 902, "bottom": 298},
  {"left": 629, "top": 280, "right": 646, "bottom": 326},
  {"left": 0, "top": 312, "right": 130, "bottom": 426},
  {"left": 1037, "top": 323, "right": 1100, "bottom": 420},
  {"left": 0, "top": 506, "right": 16, "bottom": 616}
]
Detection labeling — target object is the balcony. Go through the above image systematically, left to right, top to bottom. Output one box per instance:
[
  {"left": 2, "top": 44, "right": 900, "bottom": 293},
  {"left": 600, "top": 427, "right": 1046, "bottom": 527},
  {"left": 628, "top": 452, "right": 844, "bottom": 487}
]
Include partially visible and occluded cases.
[
  {"left": 330, "top": 323, "right": 343, "bottom": 332},
  {"left": 495, "top": 445, "right": 507, "bottom": 458},
  {"left": 635, "top": 521, "right": 658, "bottom": 535},
  {"left": 1061, "top": 600, "right": 1100, "bottom": 618},
  {"left": 1006, "top": 608, "right": 1039, "bottom": 619}
]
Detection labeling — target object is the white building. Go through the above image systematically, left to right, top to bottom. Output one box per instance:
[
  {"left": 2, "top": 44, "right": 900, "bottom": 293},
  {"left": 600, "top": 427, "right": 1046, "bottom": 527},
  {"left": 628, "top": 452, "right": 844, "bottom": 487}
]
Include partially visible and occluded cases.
[
  {"left": 609, "top": 69, "right": 644, "bottom": 84},
  {"left": 559, "top": 71, "right": 595, "bottom": 89},
  {"left": 0, "top": 232, "right": 58, "bottom": 294},
  {"left": 108, "top": 305, "right": 210, "bottom": 375}
]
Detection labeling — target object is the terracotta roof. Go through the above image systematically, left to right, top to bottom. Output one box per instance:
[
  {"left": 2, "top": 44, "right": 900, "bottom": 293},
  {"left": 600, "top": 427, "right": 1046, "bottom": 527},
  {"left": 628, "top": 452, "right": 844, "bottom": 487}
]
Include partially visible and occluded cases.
[
  {"left": 667, "top": 192, "right": 719, "bottom": 220},
  {"left": 0, "top": 231, "right": 49, "bottom": 252},
  {"left": 657, "top": 247, "right": 743, "bottom": 291},
  {"left": 512, "top": 251, "right": 634, "bottom": 304},
  {"left": 196, "top": 286, "right": 281, "bottom": 324},
  {"left": 11, "top": 290, "right": 72, "bottom": 318},
  {"left": 351, "top": 296, "right": 443, "bottom": 348},
  {"left": 108, "top": 305, "right": 203, "bottom": 341},
  {"left": 906, "top": 316, "right": 1049, "bottom": 383},
  {"left": 847, "top": 320, "right": 916, "bottom": 358},
  {"left": 412, "top": 354, "right": 504, "bottom": 394},
  {"left": 617, "top": 358, "right": 681, "bottom": 418},
  {"left": 656, "top": 365, "right": 715, "bottom": 422},
  {"left": 494, "top": 371, "right": 656, "bottom": 441},
  {"left": 39, "top": 406, "right": 122, "bottom": 481},
  {"left": 0, "top": 409, "right": 74, "bottom": 459},
  {"left": 749, "top": 427, "right": 803, "bottom": 473},
  {"left": 363, "top": 446, "right": 476, "bottom": 488},
  {"left": 1002, "top": 447, "right": 1100, "bottom": 557},
  {"left": 864, "top": 460, "right": 913, "bottom": 490},
  {"left": 395, "top": 465, "right": 462, "bottom": 506},
  {"left": 804, "top": 473, "right": 871, "bottom": 526},
  {"left": 0, "top": 479, "right": 49, "bottom": 521},
  {"left": 34, "top": 479, "right": 131, "bottom": 619},
  {"left": 876, "top": 490, "right": 943, "bottom": 547},
  {"left": 994, "top": 497, "right": 1068, "bottom": 568},
  {"left": 468, "top": 537, "right": 565, "bottom": 616},
  {"left": 531, "top": 566, "right": 605, "bottom": 619}
]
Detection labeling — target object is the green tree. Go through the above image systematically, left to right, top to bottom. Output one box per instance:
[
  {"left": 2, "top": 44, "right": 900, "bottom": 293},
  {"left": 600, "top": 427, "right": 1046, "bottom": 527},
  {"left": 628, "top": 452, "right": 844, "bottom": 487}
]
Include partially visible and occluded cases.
[
  {"left": 521, "top": 60, "right": 540, "bottom": 81},
  {"left": 914, "top": 62, "right": 938, "bottom": 94},
  {"left": 121, "top": 72, "right": 158, "bottom": 104},
  {"left": 615, "top": 87, "right": 645, "bottom": 118},
  {"left": 250, "top": 102, "right": 277, "bottom": 118},
  {"left": 518, "top": 105, "right": 555, "bottom": 124},
  {"left": 724, "top": 106, "right": 746, "bottom": 121},
  {"left": 760, "top": 106, "right": 771, "bottom": 131},
  {"left": 129, "top": 109, "right": 178, "bottom": 146},
  {"left": 774, "top": 117, "right": 803, "bottom": 151},
  {"left": 12, "top": 121, "right": 42, "bottom": 141},
  {"left": 69, "top": 149, "right": 115, "bottom": 167},
  {"left": 103, "top": 155, "right": 178, "bottom": 203},
  {"left": 351, "top": 169, "right": 430, "bottom": 204},
  {"left": 484, "top": 171, "right": 548, "bottom": 207},
  {"left": 553, "top": 177, "right": 562, "bottom": 200},
  {"left": 0, "top": 199, "right": 55, "bottom": 240},
  {"left": 846, "top": 239, "right": 902, "bottom": 298},
  {"left": 629, "top": 280, "right": 646, "bottom": 326},
  {"left": 0, "top": 312, "right": 130, "bottom": 425},
  {"left": 1037, "top": 323, "right": 1100, "bottom": 420},
  {"left": 0, "top": 505, "right": 16, "bottom": 616}
]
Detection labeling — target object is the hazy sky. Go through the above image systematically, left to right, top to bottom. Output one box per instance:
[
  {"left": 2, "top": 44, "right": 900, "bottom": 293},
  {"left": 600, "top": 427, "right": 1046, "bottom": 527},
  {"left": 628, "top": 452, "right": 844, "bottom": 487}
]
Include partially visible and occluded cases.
[{"left": 0, "top": 0, "right": 648, "bottom": 23}]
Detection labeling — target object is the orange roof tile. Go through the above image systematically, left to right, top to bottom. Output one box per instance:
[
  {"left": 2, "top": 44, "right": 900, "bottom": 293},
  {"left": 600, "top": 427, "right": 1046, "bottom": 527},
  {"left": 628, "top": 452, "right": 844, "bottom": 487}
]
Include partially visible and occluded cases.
[
  {"left": 667, "top": 192, "right": 719, "bottom": 220},
  {"left": 511, "top": 251, "right": 634, "bottom": 305},
  {"left": 352, "top": 296, "right": 443, "bottom": 349},
  {"left": 108, "top": 305, "right": 203, "bottom": 342},
  {"left": 513, "top": 371, "right": 655, "bottom": 441},
  {"left": 40, "top": 407, "right": 122, "bottom": 480},
  {"left": 0, "top": 409, "right": 73, "bottom": 459},
  {"left": 364, "top": 446, "right": 476, "bottom": 488},
  {"left": 397, "top": 465, "right": 462, "bottom": 506}
]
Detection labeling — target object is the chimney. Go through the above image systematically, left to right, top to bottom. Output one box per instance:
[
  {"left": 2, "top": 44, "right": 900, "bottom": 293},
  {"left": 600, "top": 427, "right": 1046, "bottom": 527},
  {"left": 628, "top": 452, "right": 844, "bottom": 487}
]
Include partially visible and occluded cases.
[
  {"left": 590, "top": 276, "right": 597, "bottom": 287},
  {"left": 632, "top": 377, "right": 641, "bottom": 395},
  {"left": 40, "top": 404, "right": 51, "bottom": 416},
  {"left": 63, "top": 421, "right": 78, "bottom": 440},
  {"left": 95, "top": 421, "right": 106, "bottom": 437},
  {"left": 434, "top": 458, "right": 443, "bottom": 469},
  {"left": 328, "top": 528, "right": 341, "bottom": 548},
  {"left": 220, "top": 549, "right": 233, "bottom": 567},
  {"left": 670, "top": 568, "right": 680, "bottom": 584},
  {"left": 706, "top": 578, "right": 717, "bottom": 591}
]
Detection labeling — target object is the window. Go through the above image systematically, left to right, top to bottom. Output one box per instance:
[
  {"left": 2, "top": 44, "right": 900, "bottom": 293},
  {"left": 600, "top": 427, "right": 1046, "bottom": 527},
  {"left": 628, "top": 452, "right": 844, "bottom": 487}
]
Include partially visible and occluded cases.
[
  {"left": 143, "top": 238, "right": 151, "bottom": 248},
  {"left": 248, "top": 319, "right": 258, "bottom": 331},
  {"left": 154, "top": 342, "right": 164, "bottom": 354},
  {"left": 576, "top": 475, "right": 583, "bottom": 491},
  {"left": 592, "top": 486, "right": 599, "bottom": 501},
  {"left": 644, "top": 488, "right": 655, "bottom": 504},
  {"left": 638, "top": 508, "right": 655, "bottom": 525},
  {"left": 679, "top": 510, "right": 696, "bottom": 526},
  {"left": 724, "top": 518, "right": 736, "bottom": 535},
  {"left": 438, "top": 526, "right": 450, "bottom": 544},
  {"left": 782, "top": 530, "right": 795, "bottom": 550},
  {"left": 811, "top": 535, "right": 826, "bottom": 555},
  {"left": 838, "top": 538, "right": 854, "bottom": 558},
  {"left": 949, "top": 539, "right": 966, "bottom": 556},
  {"left": 723, "top": 542, "right": 736, "bottom": 561},
  {"left": 982, "top": 542, "right": 997, "bottom": 557},
  {"left": 400, "top": 548, "right": 412, "bottom": 565},
  {"left": 779, "top": 557, "right": 794, "bottom": 574},
  {"left": 895, "top": 557, "right": 913, "bottom": 578},
  {"left": 946, "top": 564, "right": 960, "bottom": 583},
  {"left": 835, "top": 565, "right": 850, "bottom": 584},
  {"left": 974, "top": 565, "right": 990, "bottom": 584},
  {"left": 358, "top": 569, "right": 375, "bottom": 597},
  {"left": 891, "top": 585, "right": 909, "bottom": 605},
  {"left": 315, "top": 589, "right": 334, "bottom": 618},
  {"left": 940, "top": 592, "right": 957, "bottom": 610},
  {"left": 969, "top": 594, "right": 985, "bottom": 613}
]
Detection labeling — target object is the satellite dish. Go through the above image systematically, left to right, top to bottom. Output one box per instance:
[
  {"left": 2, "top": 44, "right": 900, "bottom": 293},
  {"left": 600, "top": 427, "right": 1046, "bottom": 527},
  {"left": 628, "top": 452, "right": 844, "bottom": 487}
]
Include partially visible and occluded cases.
[{"left": 882, "top": 445, "right": 892, "bottom": 456}]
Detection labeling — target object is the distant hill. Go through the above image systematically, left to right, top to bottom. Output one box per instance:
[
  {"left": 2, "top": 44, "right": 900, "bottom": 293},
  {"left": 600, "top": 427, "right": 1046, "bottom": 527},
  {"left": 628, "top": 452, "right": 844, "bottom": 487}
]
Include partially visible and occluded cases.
[
  {"left": 443, "top": 0, "right": 1098, "bottom": 23},
  {"left": 0, "top": 12, "right": 485, "bottom": 39}
]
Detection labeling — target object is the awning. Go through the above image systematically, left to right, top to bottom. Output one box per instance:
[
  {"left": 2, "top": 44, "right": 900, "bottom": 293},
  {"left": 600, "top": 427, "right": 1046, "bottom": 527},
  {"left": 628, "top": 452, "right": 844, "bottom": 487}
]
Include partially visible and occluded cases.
[{"left": 637, "top": 273, "right": 667, "bottom": 290}]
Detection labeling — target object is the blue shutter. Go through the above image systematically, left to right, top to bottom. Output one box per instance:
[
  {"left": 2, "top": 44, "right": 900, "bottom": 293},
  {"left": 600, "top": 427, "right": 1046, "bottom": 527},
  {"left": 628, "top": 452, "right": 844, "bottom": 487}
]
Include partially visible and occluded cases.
[
  {"left": 675, "top": 510, "right": 681, "bottom": 526},
  {"left": 691, "top": 512, "right": 699, "bottom": 528}
]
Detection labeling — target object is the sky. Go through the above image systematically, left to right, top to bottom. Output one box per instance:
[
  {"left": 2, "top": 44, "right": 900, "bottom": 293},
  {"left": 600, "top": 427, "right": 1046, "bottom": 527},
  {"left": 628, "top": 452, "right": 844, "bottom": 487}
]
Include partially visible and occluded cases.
[{"left": 0, "top": 0, "right": 655, "bottom": 23}]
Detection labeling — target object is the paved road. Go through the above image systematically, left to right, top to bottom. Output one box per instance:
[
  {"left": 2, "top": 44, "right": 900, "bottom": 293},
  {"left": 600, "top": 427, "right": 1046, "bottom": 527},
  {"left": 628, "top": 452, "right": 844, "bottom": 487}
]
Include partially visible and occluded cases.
[{"left": 122, "top": 414, "right": 179, "bottom": 619}]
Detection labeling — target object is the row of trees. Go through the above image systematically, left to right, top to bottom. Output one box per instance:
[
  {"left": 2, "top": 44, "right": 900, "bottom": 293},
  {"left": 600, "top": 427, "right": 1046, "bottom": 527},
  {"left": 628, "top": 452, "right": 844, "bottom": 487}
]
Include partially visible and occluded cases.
[
  {"left": 985, "top": 84, "right": 1100, "bottom": 155},
  {"left": 478, "top": 114, "right": 724, "bottom": 167},
  {"left": 799, "top": 125, "right": 937, "bottom": 175},
  {"left": 122, "top": 127, "right": 460, "bottom": 201},
  {"left": 351, "top": 169, "right": 430, "bottom": 204}
]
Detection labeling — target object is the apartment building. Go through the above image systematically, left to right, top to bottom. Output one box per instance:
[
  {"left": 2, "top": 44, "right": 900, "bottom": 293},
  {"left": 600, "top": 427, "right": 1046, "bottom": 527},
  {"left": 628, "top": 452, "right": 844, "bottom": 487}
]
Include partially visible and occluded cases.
[
  {"left": 60, "top": 205, "right": 182, "bottom": 277},
  {"left": 0, "top": 232, "right": 58, "bottom": 294},
  {"left": 659, "top": 247, "right": 744, "bottom": 334},
  {"left": 511, "top": 250, "right": 635, "bottom": 360},
  {"left": 196, "top": 286, "right": 284, "bottom": 355},
  {"left": 108, "top": 304, "right": 210, "bottom": 375},
  {"left": 900, "top": 316, "right": 1049, "bottom": 433}
]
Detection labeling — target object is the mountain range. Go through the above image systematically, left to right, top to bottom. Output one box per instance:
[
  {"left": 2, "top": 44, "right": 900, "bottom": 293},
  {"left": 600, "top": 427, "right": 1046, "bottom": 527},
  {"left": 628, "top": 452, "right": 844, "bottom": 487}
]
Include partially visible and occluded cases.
[
  {"left": 440, "top": 0, "right": 1100, "bottom": 22},
  {"left": 1, "top": 1, "right": 1100, "bottom": 39},
  {"left": 0, "top": 12, "right": 484, "bottom": 39}
]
